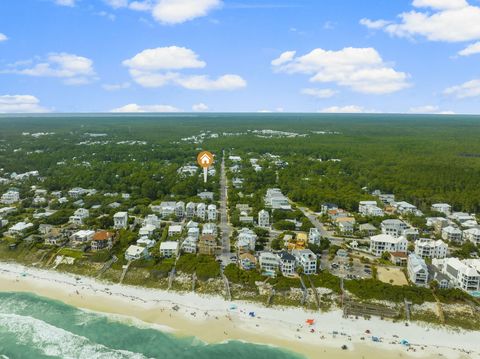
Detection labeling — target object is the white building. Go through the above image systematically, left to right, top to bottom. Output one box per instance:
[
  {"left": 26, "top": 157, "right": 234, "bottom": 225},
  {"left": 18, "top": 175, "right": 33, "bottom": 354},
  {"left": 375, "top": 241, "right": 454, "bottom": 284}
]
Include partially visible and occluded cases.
[
  {"left": 68, "top": 187, "right": 87, "bottom": 198},
  {"left": 264, "top": 188, "right": 291, "bottom": 210},
  {"left": 1, "top": 190, "right": 20, "bottom": 204},
  {"left": 175, "top": 201, "right": 185, "bottom": 218},
  {"left": 359, "top": 201, "right": 384, "bottom": 217},
  {"left": 394, "top": 201, "right": 422, "bottom": 216},
  {"left": 157, "top": 202, "right": 176, "bottom": 218},
  {"left": 186, "top": 202, "right": 196, "bottom": 219},
  {"left": 196, "top": 203, "right": 206, "bottom": 220},
  {"left": 431, "top": 203, "right": 452, "bottom": 216},
  {"left": 207, "top": 204, "right": 217, "bottom": 221},
  {"left": 69, "top": 208, "right": 89, "bottom": 226},
  {"left": 258, "top": 209, "right": 270, "bottom": 228},
  {"left": 113, "top": 212, "right": 129, "bottom": 229},
  {"left": 450, "top": 212, "right": 475, "bottom": 224},
  {"left": 143, "top": 214, "right": 160, "bottom": 229},
  {"left": 381, "top": 219, "right": 409, "bottom": 238},
  {"left": 8, "top": 221, "right": 33, "bottom": 236},
  {"left": 202, "top": 223, "right": 217, "bottom": 236},
  {"left": 139, "top": 224, "right": 156, "bottom": 238},
  {"left": 168, "top": 224, "right": 183, "bottom": 237},
  {"left": 442, "top": 226, "right": 462, "bottom": 242},
  {"left": 187, "top": 227, "right": 200, "bottom": 240},
  {"left": 237, "top": 228, "right": 257, "bottom": 253},
  {"left": 308, "top": 228, "right": 321, "bottom": 245},
  {"left": 463, "top": 228, "right": 480, "bottom": 245},
  {"left": 70, "top": 229, "right": 95, "bottom": 243},
  {"left": 370, "top": 234, "right": 408, "bottom": 257},
  {"left": 136, "top": 236, "right": 156, "bottom": 248},
  {"left": 181, "top": 236, "right": 197, "bottom": 254},
  {"left": 415, "top": 238, "right": 448, "bottom": 259},
  {"left": 160, "top": 241, "right": 179, "bottom": 257},
  {"left": 125, "top": 245, "right": 148, "bottom": 261},
  {"left": 292, "top": 249, "right": 317, "bottom": 275},
  {"left": 279, "top": 251, "right": 296, "bottom": 276},
  {"left": 259, "top": 252, "right": 280, "bottom": 275},
  {"left": 408, "top": 253, "right": 429, "bottom": 287},
  {"left": 433, "top": 258, "right": 480, "bottom": 292}
]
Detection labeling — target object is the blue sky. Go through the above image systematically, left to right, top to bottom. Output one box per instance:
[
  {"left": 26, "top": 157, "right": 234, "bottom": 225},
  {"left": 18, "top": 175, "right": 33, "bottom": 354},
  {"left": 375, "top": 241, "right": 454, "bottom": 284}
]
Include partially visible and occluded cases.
[{"left": 1, "top": 0, "right": 480, "bottom": 114}]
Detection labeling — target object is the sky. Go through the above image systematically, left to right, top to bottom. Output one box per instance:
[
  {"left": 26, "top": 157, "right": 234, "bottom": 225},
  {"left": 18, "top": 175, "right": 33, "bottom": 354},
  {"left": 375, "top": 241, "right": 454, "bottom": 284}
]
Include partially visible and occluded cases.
[{"left": 1, "top": 0, "right": 480, "bottom": 114}]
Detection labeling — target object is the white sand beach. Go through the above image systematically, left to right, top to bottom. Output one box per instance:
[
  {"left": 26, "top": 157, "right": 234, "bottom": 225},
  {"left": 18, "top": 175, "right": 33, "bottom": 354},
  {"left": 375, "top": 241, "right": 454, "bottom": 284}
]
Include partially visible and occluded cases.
[{"left": 0, "top": 261, "right": 478, "bottom": 359}]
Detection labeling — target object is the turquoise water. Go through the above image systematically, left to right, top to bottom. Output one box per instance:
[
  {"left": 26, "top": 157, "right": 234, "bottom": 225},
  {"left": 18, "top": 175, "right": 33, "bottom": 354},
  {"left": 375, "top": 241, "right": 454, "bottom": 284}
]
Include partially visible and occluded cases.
[{"left": 0, "top": 292, "right": 303, "bottom": 359}]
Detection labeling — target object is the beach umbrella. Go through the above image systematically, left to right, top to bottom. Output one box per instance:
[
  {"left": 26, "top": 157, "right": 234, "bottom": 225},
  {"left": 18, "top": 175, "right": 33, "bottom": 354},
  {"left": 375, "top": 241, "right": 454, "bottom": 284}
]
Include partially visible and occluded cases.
[
  {"left": 249, "top": 312, "right": 255, "bottom": 317},
  {"left": 306, "top": 319, "right": 315, "bottom": 325},
  {"left": 400, "top": 339, "right": 410, "bottom": 346}
]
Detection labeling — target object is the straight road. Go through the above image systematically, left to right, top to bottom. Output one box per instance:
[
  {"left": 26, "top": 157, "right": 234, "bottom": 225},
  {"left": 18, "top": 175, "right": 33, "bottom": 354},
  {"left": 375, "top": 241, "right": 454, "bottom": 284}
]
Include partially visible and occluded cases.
[{"left": 219, "top": 152, "right": 231, "bottom": 254}]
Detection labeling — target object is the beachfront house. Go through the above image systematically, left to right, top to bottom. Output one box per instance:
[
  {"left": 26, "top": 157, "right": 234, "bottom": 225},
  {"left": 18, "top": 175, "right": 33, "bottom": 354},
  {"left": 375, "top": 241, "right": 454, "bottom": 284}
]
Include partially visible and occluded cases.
[
  {"left": 114, "top": 212, "right": 129, "bottom": 229},
  {"left": 7, "top": 221, "right": 33, "bottom": 237},
  {"left": 70, "top": 229, "right": 95, "bottom": 244},
  {"left": 91, "top": 230, "right": 114, "bottom": 251},
  {"left": 198, "top": 234, "right": 219, "bottom": 256},
  {"left": 370, "top": 234, "right": 408, "bottom": 257},
  {"left": 181, "top": 236, "right": 197, "bottom": 254},
  {"left": 414, "top": 238, "right": 448, "bottom": 259},
  {"left": 159, "top": 241, "right": 179, "bottom": 258},
  {"left": 125, "top": 245, "right": 148, "bottom": 261},
  {"left": 292, "top": 249, "right": 317, "bottom": 275},
  {"left": 279, "top": 251, "right": 296, "bottom": 276},
  {"left": 259, "top": 252, "right": 280, "bottom": 276},
  {"left": 239, "top": 253, "right": 257, "bottom": 270},
  {"left": 408, "top": 253, "right": 429, "bottom": 287},
  {"left": 432, "top": 258, "right": 480, "bottom": 292}
]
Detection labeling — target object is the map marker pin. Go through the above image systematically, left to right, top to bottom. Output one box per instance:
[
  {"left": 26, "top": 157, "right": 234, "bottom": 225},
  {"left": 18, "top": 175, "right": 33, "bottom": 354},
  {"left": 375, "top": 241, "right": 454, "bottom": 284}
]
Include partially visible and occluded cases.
[{"left": 197, "top": 151, "right": 214, "bottom": 183}]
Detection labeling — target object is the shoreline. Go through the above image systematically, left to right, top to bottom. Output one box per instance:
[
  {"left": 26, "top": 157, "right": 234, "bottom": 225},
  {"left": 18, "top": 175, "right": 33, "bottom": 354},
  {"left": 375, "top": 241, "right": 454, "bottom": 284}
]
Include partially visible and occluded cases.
[{"left": 0, "top": 261, "right": 478, "bottom": 359}]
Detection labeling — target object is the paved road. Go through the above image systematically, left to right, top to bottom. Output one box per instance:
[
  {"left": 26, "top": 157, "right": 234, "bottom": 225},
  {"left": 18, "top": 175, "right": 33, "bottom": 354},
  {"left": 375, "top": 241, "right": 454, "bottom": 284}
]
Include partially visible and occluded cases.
[{"left": 219, "top": 152, "right": 231, "bottom": 254}]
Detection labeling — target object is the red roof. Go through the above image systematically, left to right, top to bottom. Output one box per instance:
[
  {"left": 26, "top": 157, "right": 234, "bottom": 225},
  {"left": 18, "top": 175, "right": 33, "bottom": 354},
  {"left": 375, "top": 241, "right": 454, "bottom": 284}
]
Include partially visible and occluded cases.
[{"left": 92, "top": 231, "right": 114, "bottom": 241}]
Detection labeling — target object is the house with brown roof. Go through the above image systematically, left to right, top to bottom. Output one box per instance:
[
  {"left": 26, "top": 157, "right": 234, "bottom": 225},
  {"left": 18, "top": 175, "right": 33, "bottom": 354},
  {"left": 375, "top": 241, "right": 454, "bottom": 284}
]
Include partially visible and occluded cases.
[
  {"left": 91, "top": 230, "right": 114, "bottom": 251},
  {"left": 198, "top": 234, "right": 219, "bottom": 256},
  {"left": 390, "top": 251, "right": 408, "bottom": 266}
]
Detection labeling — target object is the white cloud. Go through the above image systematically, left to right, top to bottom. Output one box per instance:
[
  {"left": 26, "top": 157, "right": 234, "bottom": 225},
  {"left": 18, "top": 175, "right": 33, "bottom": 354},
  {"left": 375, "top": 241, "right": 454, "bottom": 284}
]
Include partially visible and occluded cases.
[
  {"left": 55, "top": 0, "right": 76, "bottom": 6},
  {"left": 103, "top": 0, "right": 221, "bottom": 24},
  {"left": 152, "top": 0, "right": 222, "bottom": 24},
  {"left": 362, "top": 1, "right": 480, "bottom": 43},
  {"left": 359, "top": 18, "right": 391, "bottom": 29},
  {"left": 0, "top": 33, "right": 8, "bottom": 42},
  {"left": 458, "top": 41, "right": 480, "bottom": 56},
  {"left": 123, "top": 46, "right": 206, "bottom": 71},
  {"left": 124, "top": 46, "right": 246, "bottom": 90},
  {"left": 272, "top": 47, "right": 409, "bottom": 94},
  {"left": 5, "top": 53, "right": 96, "bottom": 85},
  {"left": 175, "top": 74, "right": 246, "bottom": 90},
  {"left": 444, "top": 79, "right": 480, "bottom": 98},
  {"left": 102, "top": 82, "right": 131, "bottom": 91},
  {"left": 301, "top": 88, "right": 337, "bottom": 98},
  {"left": 0, "top": 95, "right": 49, "bottom": 113},
  {"left": 110, "top": 103, "right": 180, "bottom": 112},
  {"left": 192, "top": 103, "right": 209, "bottom": 111},
  {"left": 318, "top": 105, "right": 374, "bottom": 113},
  {"left": 408, "top": 105, "right": 454, "bottom": 114}
]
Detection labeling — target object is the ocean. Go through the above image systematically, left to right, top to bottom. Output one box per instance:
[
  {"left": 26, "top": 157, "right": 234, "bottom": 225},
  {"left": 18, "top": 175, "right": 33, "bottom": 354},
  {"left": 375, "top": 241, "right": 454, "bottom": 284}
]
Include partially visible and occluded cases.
[{"left": 0, "top": 292, "right": 302, "bottom": 359}]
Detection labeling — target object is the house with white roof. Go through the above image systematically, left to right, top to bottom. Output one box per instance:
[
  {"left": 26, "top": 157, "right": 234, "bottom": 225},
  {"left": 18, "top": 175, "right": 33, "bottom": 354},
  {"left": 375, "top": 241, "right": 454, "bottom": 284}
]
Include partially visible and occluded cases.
[
  {"left": 68, "top": 187, "right": 87, "bottom": 198},
  {"left": 264, "top": 188, "right": 291, "bottom": 210},
  {"left": 1, "top": 190, "right": 20, "bottom": 205},
  {"left": 198, "top": 191, "right": 214, "bottom": 201},
  {"left": 157, "top": 201, "right": 176, "bottom": 218},
  {"left": 175, "top": 201, "right": 185, "bottom": 218},
  {"left": 359, "top": 201, "right": 384, "bottom": 217},
  {"left": 394, "top": 201, "right": 422, "bottom": 216},
  {"left": 186, "top": 202, "right": 196, "bottom": 219},
  {"left": 196, "top": 203, "right": 206, "bottom": 220},
  {"left": 431, "top": 203, "right": 452, "bottom": 216},
  {"left": 207, "top": 204, "right": 217, "bottom": 221},
  {"left": 69, "top": 208, "right": 89, "bottom": 226},
  {"left": 258, "top": 209, "right": 270, "bottom": 228},
  {"left": 114, "top": 212, "right": 128, "bottom": 229},
  {"left": 450, "top": 212, "right": 475, "bottom": 224},
  {"left": 143, "top": 214, "right": 160, "bottom": 228},
  {"left": 381, "top": 219, "right": 409, "bottom": 238},
  {"left": 461, "top": 219, "right": 478, "bottom": 229},
  {"left": 8, "top": 221, "right": 33, "bottom": 236},
  {"left": 202, "top": 223, "right": 217, "bottom": 236},
  {"left": 139, "top": 224, "right": 156, "bottom": 238},
  {"left": 168, "top": 224, "right": 183, "bottom": 237},
  {"left": 442, "top": 226, "right": 462, "bottom": 242},
  {"left": 187, "top": 227, "right": 200, "bottom": 239},
  {"left": 237, "top": 228, "right": 257, "bottom": 253},
  {"left": 308, "top": 228, "right": 321, "bottom": 245},
  {"left": 463, "top": 228, "right": 480, "bottom": 245},
  {"left": 70, "top": 230, "right": 95, "bottom": 243},
  {"left": 370, "top": 234, "right": 408, "bottom": 257},
  {"left": 136, "top": 236, "right": 156, "bottom": 248},
  {"left": 181, "top": 236, "right": 198, "bottom": 254},
  {"left": 415, "top": 238, "right": 448, "bottom": 259},
  {"left": 160, "top": 241, "right": 179, "bottom": 257},
  {"left": 125, "top": 245, "right": 148, "bottom": 261},
  {"left": 292, "top": 249, "right": 317, "bottom": 275},
  {"left": 259, "top": 252, "right": 280, "bottom": 275},
  {"left": 408, "top": 253, "right": 429, "bottom": 287},
  {"left": 433, "top": 257, "right": 480, "bottom": 292}
]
